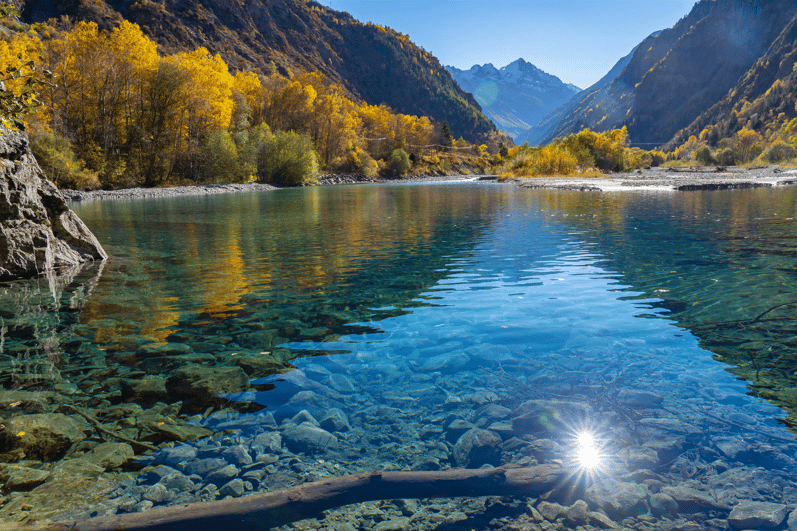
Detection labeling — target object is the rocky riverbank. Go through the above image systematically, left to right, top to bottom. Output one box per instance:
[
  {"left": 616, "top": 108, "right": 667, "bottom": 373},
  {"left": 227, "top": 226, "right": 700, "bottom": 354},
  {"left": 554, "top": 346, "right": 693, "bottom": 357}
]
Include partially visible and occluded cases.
[
  {"left": 0, "top": 129, "right": 106, "bottom": 280},
  {"left": 511, "top": 165, "right": 797, "bottom": 192},
  {"left": 59, "top": 166, "right": 797, "bottom": 203},
  {"left": 59, "top": 175, "right": 487, "bottom": 202}
]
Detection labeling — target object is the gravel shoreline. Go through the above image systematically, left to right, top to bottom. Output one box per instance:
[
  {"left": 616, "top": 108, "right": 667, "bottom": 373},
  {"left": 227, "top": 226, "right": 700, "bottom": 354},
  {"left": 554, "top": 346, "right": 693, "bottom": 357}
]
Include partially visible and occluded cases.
[
  {"left": 511, "top": 165, "right": 797, "bottom": 191},
  {"left": 59, "top": 166, "right": 797, "bottom": 201},
  {"left": 59, "top": 174, "right": 489, "bottom": 201}
]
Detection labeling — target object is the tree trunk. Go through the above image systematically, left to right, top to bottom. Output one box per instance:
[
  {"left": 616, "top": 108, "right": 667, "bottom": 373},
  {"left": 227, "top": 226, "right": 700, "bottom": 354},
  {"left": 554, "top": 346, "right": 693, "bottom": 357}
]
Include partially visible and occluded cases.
[{"left": 44, "top": 464, "right": 564, "bottom": 531}]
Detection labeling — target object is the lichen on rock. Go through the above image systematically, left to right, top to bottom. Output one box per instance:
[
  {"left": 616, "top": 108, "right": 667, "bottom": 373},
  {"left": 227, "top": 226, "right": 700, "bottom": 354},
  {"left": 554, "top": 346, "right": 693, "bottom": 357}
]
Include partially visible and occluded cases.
[{"left": 0, "top": 128, "right": 106, "bottom": 280}]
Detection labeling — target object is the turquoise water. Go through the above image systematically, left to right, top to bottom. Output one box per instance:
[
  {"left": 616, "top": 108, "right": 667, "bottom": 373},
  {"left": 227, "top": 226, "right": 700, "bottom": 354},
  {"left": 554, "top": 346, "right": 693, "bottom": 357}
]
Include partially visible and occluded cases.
[{"left": 3, "top": 183, "right": 797, "bottom": 529}]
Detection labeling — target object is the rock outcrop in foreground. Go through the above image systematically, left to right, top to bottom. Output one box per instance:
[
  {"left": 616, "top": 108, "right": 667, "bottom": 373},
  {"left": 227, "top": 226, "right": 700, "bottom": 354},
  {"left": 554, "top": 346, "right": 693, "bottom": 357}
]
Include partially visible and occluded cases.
[{"left": 0, "top": 129, "right": 106, "bottom": 280}]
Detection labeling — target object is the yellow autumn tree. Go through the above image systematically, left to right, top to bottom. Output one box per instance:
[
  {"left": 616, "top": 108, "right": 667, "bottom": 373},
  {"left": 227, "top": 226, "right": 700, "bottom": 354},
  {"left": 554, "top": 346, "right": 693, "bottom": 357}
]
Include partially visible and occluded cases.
[
  {"left": 43, "top": 20, "right": 158, "bottom": 185},
  {"left": 0, "top": 32, "right": 45, "bottom": 129},
  {"left": 167, "top": 47, "right": 235, "bottom": 141},
  {"left": 231, "top": 70, "right": 261, "bottom": 130},
  {"left": 232, "top": 70, "right": 262, "bottom": 108},
  {"left": 261, "top": 77, "right": 317, "bottom": 133},
  {"left": 311, "top": 90, "right": 359, "bottom": 166},
  {"left": 733, "top": 127, "right": 764, "bottom": 163}
]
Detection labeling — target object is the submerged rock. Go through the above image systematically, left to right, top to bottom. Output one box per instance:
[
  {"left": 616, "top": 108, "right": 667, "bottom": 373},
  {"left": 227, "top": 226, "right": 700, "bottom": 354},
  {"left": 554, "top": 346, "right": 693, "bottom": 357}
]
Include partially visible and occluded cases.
[
  {"left": 0, "top": 128, "right": 106, "bottom": 280},
  {"left": 166, "top": 366, "right": 249, "bottom": 412},
  {"left": 0, "top": 390, "right": 54, "bottom": 416},
  {"left": 511, "top": 399, "right": 592, "bottom": 435},
  {"left": 319, "top": 408, "right": 351, "bottom": 433},
  {"left": 0, "top": 413, "right": 88, "bottom": 461},
  {"left": 282, "top": 425, "right": 338, "bottom": 454},
  {"left": 452, "top": 428, "right": 502, "bottom": 468},
  {"left": 84, "top": 442, "right": 135, "bottom": 471},
  {"left": 0, "top": 465, "right": 50, "bottom": 493},
  {"left": 586, "top": 478, "right": 648, "bottom": 519},
  {"left": 564, "top": 500, "right": 590, "bottom": 526},
  {"left": 728, "top": 501, "right": 788, "bottom": 529}
]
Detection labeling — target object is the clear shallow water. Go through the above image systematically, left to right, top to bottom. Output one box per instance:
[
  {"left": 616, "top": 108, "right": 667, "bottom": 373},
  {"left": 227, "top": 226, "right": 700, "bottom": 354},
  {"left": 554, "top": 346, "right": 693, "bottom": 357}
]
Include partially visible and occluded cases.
[{"left": 2, "top": 183, "right": 797, "bottom": 530}]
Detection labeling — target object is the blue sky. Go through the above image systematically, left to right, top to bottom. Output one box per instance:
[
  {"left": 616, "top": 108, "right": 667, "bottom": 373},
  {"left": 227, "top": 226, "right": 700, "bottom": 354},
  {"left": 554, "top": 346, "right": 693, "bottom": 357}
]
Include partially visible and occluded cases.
[{"left": 319, "top": 0, "right": 696, "bottom": 89}]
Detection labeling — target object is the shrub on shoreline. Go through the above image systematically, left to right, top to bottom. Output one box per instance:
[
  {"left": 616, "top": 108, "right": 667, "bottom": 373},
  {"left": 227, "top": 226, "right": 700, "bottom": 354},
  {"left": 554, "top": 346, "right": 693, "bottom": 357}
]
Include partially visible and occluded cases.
[{"left": 257, "top": 131, "right": 319, "bottom": 186}]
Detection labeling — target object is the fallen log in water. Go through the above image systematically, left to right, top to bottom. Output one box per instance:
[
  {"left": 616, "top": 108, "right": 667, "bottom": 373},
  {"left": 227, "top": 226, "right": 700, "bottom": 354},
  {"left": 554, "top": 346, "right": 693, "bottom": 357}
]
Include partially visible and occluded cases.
[{"left": 41, "top": 464, "right": 564, "bottom": 531}]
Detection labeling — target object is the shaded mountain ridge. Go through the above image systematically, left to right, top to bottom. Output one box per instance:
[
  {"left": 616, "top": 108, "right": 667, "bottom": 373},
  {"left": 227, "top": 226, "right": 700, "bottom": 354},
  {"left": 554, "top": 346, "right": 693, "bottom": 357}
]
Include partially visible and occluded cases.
[
  {"left": 534, "top": 0, "right": 797, "bottom": 147},
  {"left": 667, "top": 10, "right": 797, "bottom": 150}
]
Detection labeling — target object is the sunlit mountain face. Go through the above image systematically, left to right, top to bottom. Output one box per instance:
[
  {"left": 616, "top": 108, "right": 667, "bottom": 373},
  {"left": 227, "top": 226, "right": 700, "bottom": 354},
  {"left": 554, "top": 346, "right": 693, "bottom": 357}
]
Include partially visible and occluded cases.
[{"left": 447, "top": 59, "right": 581, "bottom": 141}]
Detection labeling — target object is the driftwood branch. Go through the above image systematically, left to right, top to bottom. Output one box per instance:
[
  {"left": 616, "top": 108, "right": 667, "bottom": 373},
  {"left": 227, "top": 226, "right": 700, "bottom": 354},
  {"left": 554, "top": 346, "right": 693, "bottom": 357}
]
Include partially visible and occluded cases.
[
  {"left": 62, "top": 404, "right": 159, "bottom": 452},
  {"left": 44, "top": 464, "right": 564, "bottom": 531}
]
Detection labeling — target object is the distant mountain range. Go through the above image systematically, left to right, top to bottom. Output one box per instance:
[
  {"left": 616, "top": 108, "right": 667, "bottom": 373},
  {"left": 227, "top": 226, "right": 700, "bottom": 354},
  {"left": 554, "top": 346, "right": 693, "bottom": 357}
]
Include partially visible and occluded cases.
[
  {"left": 15, "top": 0, "right": 495, "bottom": 142},
  {"left": 530, "top": 0, "right": 797, "bottom": 148},
  {"left": 517, "top": 38, "right": 648, "bottom": 146},
  {"left": 446, "top": 59, "right": 581, "bottom": 141}
]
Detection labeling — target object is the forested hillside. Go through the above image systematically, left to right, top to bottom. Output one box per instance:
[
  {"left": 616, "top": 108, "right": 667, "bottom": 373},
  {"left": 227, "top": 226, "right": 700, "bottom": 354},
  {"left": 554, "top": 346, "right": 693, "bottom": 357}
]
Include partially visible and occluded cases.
[
  {"left": 13, "top": 0, "right": 495, "bottom": 142},
  {"left": 536, "top": 0, "right": 797, "bottom": 147},
  {"left": 666, "top": 12, "right": 797, "bottom": 159},
  {"left": 2, "top": 13, "right": 484, "bottom": 190}
]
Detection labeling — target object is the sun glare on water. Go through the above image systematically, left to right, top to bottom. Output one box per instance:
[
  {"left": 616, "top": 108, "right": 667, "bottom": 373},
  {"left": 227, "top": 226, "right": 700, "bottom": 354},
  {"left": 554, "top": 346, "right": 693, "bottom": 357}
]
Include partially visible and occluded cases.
[{"left": 576, "top": 431, "right": 602, "bottom": 470}]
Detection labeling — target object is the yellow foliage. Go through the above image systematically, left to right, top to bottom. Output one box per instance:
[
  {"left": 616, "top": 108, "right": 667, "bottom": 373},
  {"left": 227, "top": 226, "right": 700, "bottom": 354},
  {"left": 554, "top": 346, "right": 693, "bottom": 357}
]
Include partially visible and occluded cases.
[
  {"left": 45, "top": 20, "right": 159, "bottom": 149},
  {"left": 109, "top": 21, "right": 159, "bottom": 78},
  {"left": 0, "top": 32, "right": 44, "bottom": 128},
  {"left": 168, "top": 47, "right": 235, "bottom": 136},
  {"left": 232, "top": 70, "right": 262, "bottom": 108},
  {"left": 733, "top": 126, "right": 764, "bottom": 163},
  {"left": 503, "top": 145, "right": 578, "bottom": 177}
]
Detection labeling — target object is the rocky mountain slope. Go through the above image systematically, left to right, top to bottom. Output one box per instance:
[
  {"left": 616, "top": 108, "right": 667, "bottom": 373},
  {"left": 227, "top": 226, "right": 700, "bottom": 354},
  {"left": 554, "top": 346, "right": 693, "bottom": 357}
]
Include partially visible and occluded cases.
[
  {"left": 14, "top": 0, "right": 495, "bottom": 142},
  {"left": 534, "top": 0, "right": 797, "bottom": 147},
  {"left": 667, "top": 11, "right": 797, "bottom": 149},
  {"left": 518, "top": 43, "right": 640, "bottom": 146},
  {"left": 446, "top": 59, "right": 580, "bottom": 141}
]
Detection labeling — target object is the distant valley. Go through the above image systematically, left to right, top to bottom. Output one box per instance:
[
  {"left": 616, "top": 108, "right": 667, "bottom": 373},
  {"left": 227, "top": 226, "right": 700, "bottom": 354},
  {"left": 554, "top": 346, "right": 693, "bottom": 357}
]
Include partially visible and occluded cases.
[{"left": 447, "top": 59, "right": 580, "bottom": 142}]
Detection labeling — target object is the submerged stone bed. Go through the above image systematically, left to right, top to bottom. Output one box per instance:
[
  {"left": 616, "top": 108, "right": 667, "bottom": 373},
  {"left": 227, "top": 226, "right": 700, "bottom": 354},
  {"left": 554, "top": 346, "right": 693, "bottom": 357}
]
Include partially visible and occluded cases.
[{"left": 3, "top": 334, "right": 797, "bottom": 531}]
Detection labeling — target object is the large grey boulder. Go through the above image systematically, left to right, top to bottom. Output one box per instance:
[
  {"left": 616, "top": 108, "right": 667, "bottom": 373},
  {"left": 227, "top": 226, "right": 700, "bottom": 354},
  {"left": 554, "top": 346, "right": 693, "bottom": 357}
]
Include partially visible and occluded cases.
[{"left": 0, "top": 129, "right": 106, "bottom": 280}]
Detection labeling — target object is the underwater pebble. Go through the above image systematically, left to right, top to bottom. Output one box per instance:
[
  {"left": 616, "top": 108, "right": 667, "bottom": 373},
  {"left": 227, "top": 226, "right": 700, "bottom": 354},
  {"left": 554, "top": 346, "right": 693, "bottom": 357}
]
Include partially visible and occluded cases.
[
  {"left": 319, "top": 408, "right": 351, "bottom": 433},
  {"left": 452, "top": 428, "right": 501, "bottom": 468},
  {"left": 154, "top": 445, "right": 198, "bottom": 466},
  {"left": 222, "top": 445, "right": 253, "bottom": 467},
  {"left": 181, "top": 458, "right": 227, "bottom": 477},
  {"left": 205, "top": 465, "right": 240, "bottom": 486},
  {"left": 160, "top": 472, "right": 194, "bottom": 492},
  {"left": 218, "top": 478, "right": 246, "bottom": 498},
  {"left": 728, "top": 501, "right": 788, "bottom": 529}
]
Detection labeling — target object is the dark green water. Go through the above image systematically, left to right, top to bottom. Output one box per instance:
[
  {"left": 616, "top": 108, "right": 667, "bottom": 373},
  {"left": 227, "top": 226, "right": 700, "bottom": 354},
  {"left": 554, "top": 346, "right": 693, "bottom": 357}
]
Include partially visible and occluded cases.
[{"left": 2, "top": 182, "right": 797, "bottom": 529}]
